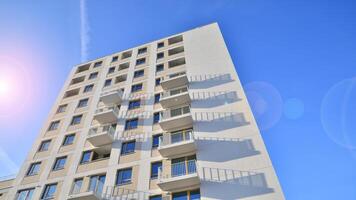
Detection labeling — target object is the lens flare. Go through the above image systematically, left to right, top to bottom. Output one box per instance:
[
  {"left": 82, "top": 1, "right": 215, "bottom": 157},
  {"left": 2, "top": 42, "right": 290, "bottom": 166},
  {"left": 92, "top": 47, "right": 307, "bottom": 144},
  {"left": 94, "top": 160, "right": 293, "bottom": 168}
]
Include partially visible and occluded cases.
[{"left": 0, "top": 80, "right": 9, "bottom": 96}]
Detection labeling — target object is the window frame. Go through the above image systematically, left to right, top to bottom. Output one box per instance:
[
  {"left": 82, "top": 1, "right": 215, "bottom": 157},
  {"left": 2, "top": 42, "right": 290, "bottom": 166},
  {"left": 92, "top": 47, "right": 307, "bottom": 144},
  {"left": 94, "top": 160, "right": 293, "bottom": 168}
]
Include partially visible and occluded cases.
[
  {"left": 133, "top": 69, "right": 144, "bottom": 78},
  {"left": 88, "top": 72, "right": 98, "bottom": 80},
  {"left": 131, "top": 83, "right": 143, "bottom": 93},
  {"left": 77, "top": 98, "right": 89, "bottom": 108},
  {"left": 128, "top": 99, "right": 141, "bottom": 110},
  {"left": 70, "top": 115, "right": 83, "bottom": 126},
  {"left": 124, "top": 118, "right": 139, "bottom": 130},
  {"left": 48, "top": 121, "right": 60, "bottom": 131},
  {"left": 62, "top": 134, "right": 75, "bottom": 146},
  {"left": 38, "top": 140, "right": 51, "bottom": 152},
  {"left": 121, "top": 140, "right": 136, "bottom": 155},
  {"left": 52, "top": 156, "right": 67, "bottom": 171},
  {"left": 150, "top": 161, "right": 162, "bottom": 179},
  {"left": 26, "top": 162, "right": 41, "bottom": 176},
  {"left": 116, "top": 168, "right": 133, "bottom": 185},
  {"left": 41, "top": 183, "right": 57, "bottom": 200}
]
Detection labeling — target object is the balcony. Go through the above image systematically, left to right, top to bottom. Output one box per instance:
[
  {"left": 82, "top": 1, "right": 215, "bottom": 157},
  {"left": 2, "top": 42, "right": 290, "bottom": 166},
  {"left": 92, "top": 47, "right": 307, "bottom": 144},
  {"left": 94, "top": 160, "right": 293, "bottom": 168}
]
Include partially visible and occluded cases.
[
  {"left": 161, "top": 72, "right": 188, "bottom": 90},
  {"left": 160, "top": 87, "right": 190, "bottom": 108},
  {"left": 100, "top": 90, "right": 123, "bottom": 105},
  {"left": 93, "top": 106, "right": 119, "bottom": 124},
  {"left": 159, "top": 106, "right": 193, "bottom": 131},
  {"left": 87, "top": 124, "right": 116, "bottom": 147},
  {"left": 158, "top": 130, "right": 195, "bottom": 157},
  {"left": 157, "top": 160, "right": 199, "bottom": 191},
  {"left": 68, "top": 191, "right": 101, "bottom": 200}
]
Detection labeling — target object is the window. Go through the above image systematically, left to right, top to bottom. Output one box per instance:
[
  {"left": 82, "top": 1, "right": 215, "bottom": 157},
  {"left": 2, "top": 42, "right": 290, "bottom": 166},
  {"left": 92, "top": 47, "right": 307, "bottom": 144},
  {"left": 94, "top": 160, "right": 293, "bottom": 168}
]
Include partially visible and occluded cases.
[
  {"left": 168, "top": 35, "right": 183, "bottom": 45},
  {"left": 157, "top": 42, "right": 164, "bottom": 48},
  {"left": 137, "top": 47, "right": 147, "bottom": 54},
  {"left": 121, "top": 51, "right": 132, "bottom": 59},
  {"left": 157, "top": 52, "right": 164, "bottom": 60},
  {"left": 112, "top": 56, "right": 119, "bottom": 62},
  {"left": 169, "top": 57, "right": 186, "bottom": 68},
  {"left": 136, "top": 58, "right": 146, "bottom": 66},
  {"left": 94, "top": 61, "right": 102, "bottom": 68},
  {"left": 76, "top": 64, "right": 90, "bottom": 73},
  {"left": 156, "top": 64, "right": 164, "bottom": 72},
  {"left": 108, "top": 67, "right": 115, "bottom": 74},
  {"left": 133, "top": 69, "right": 144, "bottom": 78},
  {"left": 89, "top": 72, "right": 98, "bottom": 80},
  {"left": 115, "top": 75, "right": 127, "bottom": 83},
  {"left": 71, "top": 76, "right": 85, "bottom": 85},
  {"left": 155, "top": 78, "right": 161, "bottom": 86},
  {"left": 104, "top": 79, "right": 112, "bottom": 87},
  {"left": 131, "top": 83, "right": 143, "bottom": 92},
  {"left": 83, "top": 84, "right": 94, "bottom": 93},
  {"left": 64, "top": 88, "right": 80, "bottom": 98},
  {"left": 154, "top": 93, "right": 160, "bottom": 104},
  {"left": 77, "top": 98, "right": 89, "bottom": 108},
  {"left": 128, "top": 99, "right": 141, "bottom": 110},
  {"left": 56, "top": 104, "right": 67, "bottom": 113},
  {"left": 153, "top": 112, "right": 160, "bottom": 124},
  {"left": 70, "top": 115, "right": 82, "bottom": 125},
  {"left": 125, "top": 118, "right": 138, "bottom": 130},
  {"left": 48, "top": 121, "right": 60, "bottom": 131},
  {"left": 62, "top": 134, "right": 75, "bottom": 146},
  {"left": 152, "top": 134, "right": 162, "bottom": 148},
  {"left": 38, "top": 140, "right": 51, "bottom": 151},
  {"left": 121, "top": 140, "right": 135, "bottom": 155},
  {"left": 80, "top": 151, "right": 92, "bottom": 164},
  {"left": 53, "top": 156, "right": 66, "bottom": 171},
  {"left": 151, "top": 161, "right": 162, "bottom": 179},
  {"left": 27, "top": 162, "right": 40, "bottom": 176},
  {"left": 116, "top": 168, "right": 132, "bottom": 185},
  {"left": 89, "top": 175, "right": 106, "bottom": 194},
  {"left": 71, "top": 178, "right": 83, "bottom": 194},
  {"left": 41, "top": 183, "right": 57, "bottom": 200},
  {"left": 17, "top": 188, "right": 35, "bottom": 200},
  {"left": 172, "top": 190, "right": 200, "bottom": 200},
  {"left": 150, "top": 195, "right": 162, "bottom": 200}
]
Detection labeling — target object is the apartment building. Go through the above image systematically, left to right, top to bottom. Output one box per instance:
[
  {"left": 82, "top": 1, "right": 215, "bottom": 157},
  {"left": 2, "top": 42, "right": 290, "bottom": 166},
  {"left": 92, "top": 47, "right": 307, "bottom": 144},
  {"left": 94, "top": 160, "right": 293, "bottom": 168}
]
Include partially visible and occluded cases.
[{"left": 0, "top": 23, "right": 284, "bottom": 200}]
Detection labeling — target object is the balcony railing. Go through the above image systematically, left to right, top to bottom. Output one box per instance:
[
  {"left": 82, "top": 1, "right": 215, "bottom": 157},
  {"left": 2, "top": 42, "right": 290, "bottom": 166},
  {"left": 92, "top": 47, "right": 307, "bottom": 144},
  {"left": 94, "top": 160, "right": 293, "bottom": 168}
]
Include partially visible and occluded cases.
[
  {"left": 160, "top": 72, "right": 188, "bottom": 90},
  {"left": 161, "top": 87, "right": 188, "bottom": 98},
  {"left": 95, "top": 106, "right": 119, "bottom": 115},
  {"left": 160, "top": 106, "right": 190, "bottom": 120},
  {"left": 88, "top": 124, "right": 116, "bottom": 138},
  {"left": 159, "top": 130, "right": 193, "bottom": 147},
  {"left": 158, "top": 160, "right": 197, "bottom": 180},
  {"left": 68, "top": 182, "right": 103, "bottom": 200},
  {"left": 102, "top": 186, "right": 153, "bottom": 199}
]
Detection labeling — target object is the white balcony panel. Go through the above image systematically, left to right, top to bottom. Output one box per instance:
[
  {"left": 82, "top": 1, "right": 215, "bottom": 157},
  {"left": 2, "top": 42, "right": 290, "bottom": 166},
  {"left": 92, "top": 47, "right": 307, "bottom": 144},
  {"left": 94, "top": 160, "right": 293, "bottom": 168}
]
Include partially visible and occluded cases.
[
  {"left": 161, "top": 74, "right": 188, "bottom": 90},
  {"left": 160, "top": 88, "right": 190, "bottom": 109},
  {"left": 100, "top": 90, "right": 123, "bottom": 105},
  {"left": 93, "top": 106, "right": 119, "bottom": 124},
  {"left": 159, "top": 113, "right": 193, "bottom": 131},
  {"left": 87, "top": 125, "right": 115, "bottom": 147},
  {"left": 67, "top": 191, "right": 100, "bottom": 200}
]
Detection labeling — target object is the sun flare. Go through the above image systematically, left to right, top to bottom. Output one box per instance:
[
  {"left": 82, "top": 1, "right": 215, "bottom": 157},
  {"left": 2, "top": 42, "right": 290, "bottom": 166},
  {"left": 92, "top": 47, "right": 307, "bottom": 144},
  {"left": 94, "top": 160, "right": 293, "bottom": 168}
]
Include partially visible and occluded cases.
[{"left": 0, "top": 79, "right": 10, "bottom": 96}]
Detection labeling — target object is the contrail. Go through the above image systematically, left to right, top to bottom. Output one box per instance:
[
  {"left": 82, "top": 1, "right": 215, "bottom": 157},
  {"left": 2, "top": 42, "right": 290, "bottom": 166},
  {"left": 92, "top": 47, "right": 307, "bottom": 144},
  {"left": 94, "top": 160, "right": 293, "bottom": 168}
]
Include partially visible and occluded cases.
[
  {"left": 80, "top": 0, "right": 89, "bottom": 62},
  {"left": 0, "top": 147, "right": 19, "bottom": 174}
]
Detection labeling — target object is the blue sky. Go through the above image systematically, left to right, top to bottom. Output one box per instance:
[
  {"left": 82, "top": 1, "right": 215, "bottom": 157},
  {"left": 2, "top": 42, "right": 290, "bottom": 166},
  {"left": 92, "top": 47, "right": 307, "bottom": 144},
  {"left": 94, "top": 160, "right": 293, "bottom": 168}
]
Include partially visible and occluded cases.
[{"left": 0, "top": 0, "right": 355, "bottom": 199}]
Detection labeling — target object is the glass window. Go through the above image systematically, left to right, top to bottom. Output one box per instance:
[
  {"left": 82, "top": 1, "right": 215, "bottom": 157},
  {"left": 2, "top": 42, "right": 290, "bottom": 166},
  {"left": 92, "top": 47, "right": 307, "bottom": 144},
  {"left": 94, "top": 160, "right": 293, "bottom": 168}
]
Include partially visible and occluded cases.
[
  {"left": 157, "top": 42, "right": 164, "bottom": 48},
  {"left": 138, "top": 47, "right": 147, "bottom": 54},
  {"left": 157, "top": 52, "right": 164, "bottom": 59},
  {"left": 112, "top": 56, "right": 119, "bottom": 62},
  {"left": 136, "top": 58, "right": 146, "bottom": 65},
  {"left": 94, "top": 61, "right": 102, "bottom": 68},
  {"left": 156, "top": 64, "right": 164, "bottom": 72},
  {"left": 108, "top": 67, "right": 115, "bottom": 74},
  {"left": 133, "top": 70, "right": 144, "bottom": 78},
  {"left": 89, "top": 72, "right": 98, "bottom": 79},
  {"left": 155, "top": 78, "right": 161, "bottom": 86},
  {"left": 104, "top": 79, "right": 112, "bottom": 87},
  {"left": 131, "top": 83, "right": 143, "bottom": 92},
  {"left": 84, "top": 84, "right": 94, "bottom": 93},
  {"left": 154, "top": 93, "right": 160, "bottom": 104},
  {"left": 77, "top": 98, "right": 89, "bottom": 108},
  {"left": 128, "top": 99, "right": 141, "bottom": 110},
  {"left": 56, "top": 104, "right": 67, "bottom": 113},
  {"left": 153, "top": 112, "right": 160, "bottom": 124},
  {"left": 70, "top": 115, "right": 82, "bottom": 125},
  {"left": 125, "top": 118, "right": 138, "bottom": 130},
  {"left": 48, "top": 121, "right": 60, "bottom": 131},
  {"left": 63, "top": 134, "right": 75, "bottom": 146},
  {"left": 152, "top": 134, "right": 162, "bottom": 148},
  {"left": 38, "top": 140, "right": 50, "bottom": 151},
  {"left": 121, "top": 140, "right": 135, "bottom": 155},
  {"left": 80, "top": 151, "right": 92, "bottom": 164},
  {"left": 53, "top": 157, "right": 66, "bottom": 171},
  {"left": 151, "top": 161, "right": 162, "bottom": 179},
  {"left": 27, "top": 162, "right": 40, "bottom": 176},
  {"left": 116, "top": 168, "right": 132, "bottom": 185},
  {"left": 89, "top": 175, "right": 106, "bottom": 194},
  {"left": 71, "top": 178, "right": 83, "bottom": 195},
  {"left": 41, "top": 183, "right": 57, "bottom": 200},
  {"left": 17, "top": 188, "right": 35, "bottom": 200},
  {"left": 190, "top": 189, "right": 201, "bottom": 200},
  {"left": 172, "top": 191, "right": 188, "bottom": 200},
  {"left": 150, "top": 195, "right": 162, "bottom": 200}
]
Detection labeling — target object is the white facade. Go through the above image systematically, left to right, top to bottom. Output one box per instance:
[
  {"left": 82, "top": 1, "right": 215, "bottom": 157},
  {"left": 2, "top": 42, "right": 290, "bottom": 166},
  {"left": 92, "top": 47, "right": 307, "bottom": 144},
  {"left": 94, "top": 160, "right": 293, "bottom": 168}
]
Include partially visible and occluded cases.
[{"left": 2, "top": 23, "right": 284, "bottom": 200}]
